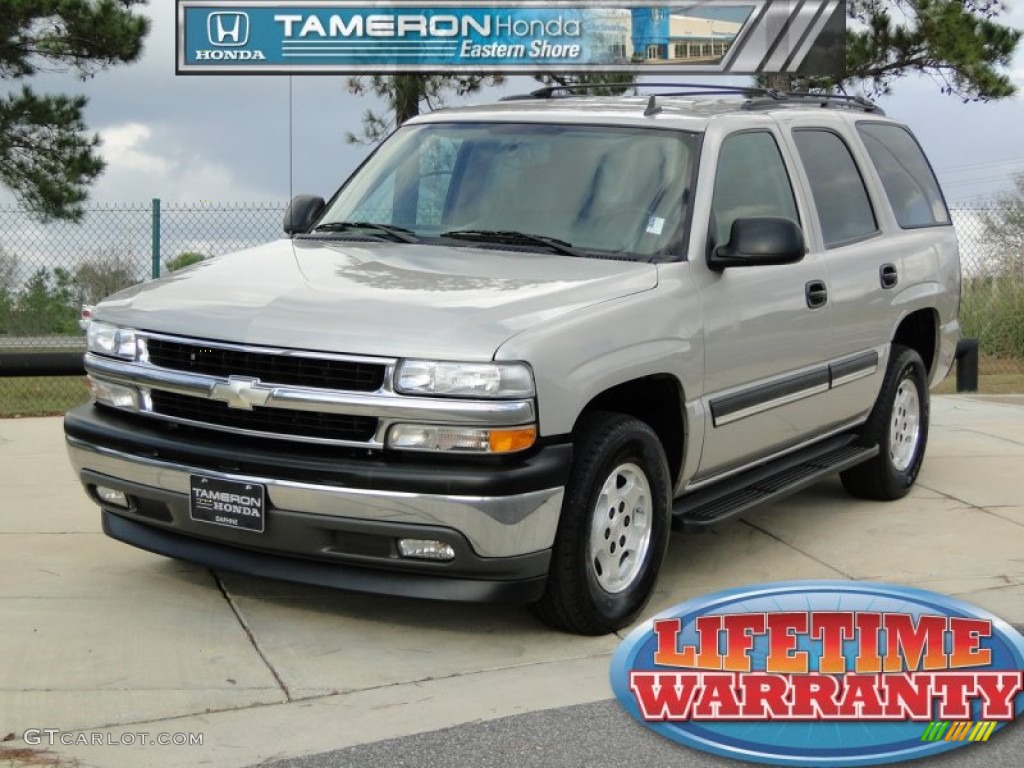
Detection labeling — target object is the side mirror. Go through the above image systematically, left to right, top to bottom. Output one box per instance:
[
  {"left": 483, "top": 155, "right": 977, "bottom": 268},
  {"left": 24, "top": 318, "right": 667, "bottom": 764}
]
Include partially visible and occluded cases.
[
  {"left": 283, "top": 195, "right": 325, "bottom": 236},
  {"left": 708, "top": 217, "right": 806, "bottom": 271}
]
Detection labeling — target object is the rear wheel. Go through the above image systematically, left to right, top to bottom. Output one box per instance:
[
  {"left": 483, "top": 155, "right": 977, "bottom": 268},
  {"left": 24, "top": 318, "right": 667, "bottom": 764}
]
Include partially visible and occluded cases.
[
  {"left": 841, "top": 344, "right": 929, "bottom": 500},
  {"left": 532, "top": 412, "right": 672, "bottom": 635}
]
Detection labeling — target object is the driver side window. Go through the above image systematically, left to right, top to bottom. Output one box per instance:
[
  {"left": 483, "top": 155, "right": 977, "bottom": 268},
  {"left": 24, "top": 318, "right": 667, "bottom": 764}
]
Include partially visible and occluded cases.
[{"left": 710, "top": 131, "right": 799, "bottom": 249}]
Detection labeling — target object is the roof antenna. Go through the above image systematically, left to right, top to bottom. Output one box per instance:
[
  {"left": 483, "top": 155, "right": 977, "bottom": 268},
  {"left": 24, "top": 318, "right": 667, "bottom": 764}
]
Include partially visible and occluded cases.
[
  {"left": 288, "top": 73, "right": 294, "bottom": 202},
  {"left": 644, "top": 94, "right": 661, "bottom": 117}
]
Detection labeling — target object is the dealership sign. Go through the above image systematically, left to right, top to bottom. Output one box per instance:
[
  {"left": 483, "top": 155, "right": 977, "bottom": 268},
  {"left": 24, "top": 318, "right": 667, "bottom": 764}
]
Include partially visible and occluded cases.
[
  {"left": 176, "top": 1, "right": 846, "bottom": 74},
  {"left": 610, "top": 581, "right": 1024, "bottom": 766}
]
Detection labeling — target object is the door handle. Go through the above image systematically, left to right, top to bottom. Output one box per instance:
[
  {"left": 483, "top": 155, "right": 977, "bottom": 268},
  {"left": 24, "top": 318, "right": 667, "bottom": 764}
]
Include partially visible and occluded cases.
[
  {"left": 880, "top": 263, "right": 898, "bottom": 289},
  {"left": 805, "top": 280, "right": 828, "bottom": 309}
]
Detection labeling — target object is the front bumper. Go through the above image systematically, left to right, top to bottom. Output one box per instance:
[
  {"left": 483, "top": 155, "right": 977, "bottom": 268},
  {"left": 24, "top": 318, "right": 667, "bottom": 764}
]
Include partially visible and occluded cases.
[{"left": 65, "top": 405, "right": 572, "bottom": 602}]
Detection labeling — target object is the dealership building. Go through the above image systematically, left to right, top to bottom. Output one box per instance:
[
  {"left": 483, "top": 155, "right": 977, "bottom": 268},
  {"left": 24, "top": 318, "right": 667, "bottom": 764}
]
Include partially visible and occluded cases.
[{"left": 596, "top": 8, "right": 744, "bottom": 62}]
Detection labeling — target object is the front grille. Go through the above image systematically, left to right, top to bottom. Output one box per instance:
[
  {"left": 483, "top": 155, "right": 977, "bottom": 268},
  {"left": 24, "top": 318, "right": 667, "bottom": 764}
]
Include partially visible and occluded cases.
[
  {"left": 145, "top": 338, "right": 386, "bottom": 392},
  {"left": 149, "top": 391, "right": 378, "bottom": 443}
]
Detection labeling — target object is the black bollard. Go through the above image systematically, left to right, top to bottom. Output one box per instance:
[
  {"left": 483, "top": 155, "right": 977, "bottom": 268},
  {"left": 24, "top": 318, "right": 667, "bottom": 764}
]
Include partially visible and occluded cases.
[{"left": 955, "top": 338, "right": 979, "bottom": 393}]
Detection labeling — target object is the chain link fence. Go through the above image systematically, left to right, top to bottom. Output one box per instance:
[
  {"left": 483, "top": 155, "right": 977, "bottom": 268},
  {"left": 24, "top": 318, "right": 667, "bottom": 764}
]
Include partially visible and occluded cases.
[
  {"left": 0, "top": 200, "right": 286, "bottom": 414},
  {"left": 1, "top": 201, "right": 1022, "bottom": 414},
  {"left": 949, "top": 208, "right": 1024, "bottom": 382}
]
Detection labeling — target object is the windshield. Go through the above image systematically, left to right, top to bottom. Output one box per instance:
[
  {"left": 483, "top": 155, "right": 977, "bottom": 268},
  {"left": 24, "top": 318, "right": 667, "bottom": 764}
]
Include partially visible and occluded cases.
[{"left": 317, "top": 122, "right": 697, "bottom": 259}]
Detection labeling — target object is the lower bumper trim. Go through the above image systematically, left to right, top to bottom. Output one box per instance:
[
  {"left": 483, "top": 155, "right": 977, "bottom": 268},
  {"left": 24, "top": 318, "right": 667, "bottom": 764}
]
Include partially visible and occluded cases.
[{"left": 102, "top": 510, "right": 549, "bottom": 604}]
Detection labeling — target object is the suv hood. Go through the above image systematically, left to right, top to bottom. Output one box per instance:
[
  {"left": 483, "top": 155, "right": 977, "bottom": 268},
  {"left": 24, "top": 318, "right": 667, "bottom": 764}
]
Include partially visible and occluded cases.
[{"left": 96, "top": 238, "right": 658, "bottom": 359}]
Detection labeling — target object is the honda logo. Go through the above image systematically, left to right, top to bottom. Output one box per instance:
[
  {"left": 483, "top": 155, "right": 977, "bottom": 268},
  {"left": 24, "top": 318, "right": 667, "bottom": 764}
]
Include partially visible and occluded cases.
[{"left": 208, "top": 12, "right": 249, "bottom": 47}]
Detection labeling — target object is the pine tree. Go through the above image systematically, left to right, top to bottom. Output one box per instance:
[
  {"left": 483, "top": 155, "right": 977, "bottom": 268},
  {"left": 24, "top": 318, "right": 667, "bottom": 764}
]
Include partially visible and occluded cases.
[
  {"left": 845, "top": 0, "right": 1021, "bottom": 99},
  {"left": 0, "top": 1, "right": 150, "bottom": 221},
  {"left": 768, "top": 1, "right": 1021, "bottom": 99},
  {"left": 531, "top": 73, "right": 637, "bottom": 96},
  {"left": 344, "top": 75, "right": 504, "bottom": 143}
]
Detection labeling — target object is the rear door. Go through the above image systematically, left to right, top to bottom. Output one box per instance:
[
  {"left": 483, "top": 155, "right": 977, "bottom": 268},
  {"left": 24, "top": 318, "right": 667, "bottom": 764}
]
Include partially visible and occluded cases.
[{"left": 783, "top": 118, "right": 893, "bottom": 429}]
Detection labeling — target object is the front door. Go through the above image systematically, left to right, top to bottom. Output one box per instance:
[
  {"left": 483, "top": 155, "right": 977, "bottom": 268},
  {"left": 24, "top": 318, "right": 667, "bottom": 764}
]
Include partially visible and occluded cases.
[{"left": 693, "top": 128, "right": 833, "bottom": 478}]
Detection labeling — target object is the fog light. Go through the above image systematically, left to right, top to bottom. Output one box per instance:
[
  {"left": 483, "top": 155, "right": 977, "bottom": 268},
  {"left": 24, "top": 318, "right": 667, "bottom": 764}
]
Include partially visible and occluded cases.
[
  {"left": 388, "top": 424, "right": 536, "bottom": 453},
  {"left": 95, "top": 486, "right": 128, "bottom": 508},
  {"left": 397, "top": 538, "right": 455, "bottom": 561}
]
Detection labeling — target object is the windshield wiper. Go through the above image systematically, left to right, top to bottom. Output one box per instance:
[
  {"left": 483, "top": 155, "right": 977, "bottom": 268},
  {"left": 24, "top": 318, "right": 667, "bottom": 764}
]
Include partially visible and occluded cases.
[
  {"left": 313, "top": 221, "right": 420, "bottom": 243},
  {"left": 440, "top": 229, "right": 585, "bottom": 258}
]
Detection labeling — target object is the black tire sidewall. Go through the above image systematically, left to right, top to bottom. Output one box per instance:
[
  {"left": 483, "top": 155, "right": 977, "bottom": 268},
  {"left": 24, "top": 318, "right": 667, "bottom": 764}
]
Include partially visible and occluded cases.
[
  {"left": 879, "top": 349, "right": 930, "bottom": 494},
  {"left": 572, "top": 418, "right": 671, "bottom": 629}
]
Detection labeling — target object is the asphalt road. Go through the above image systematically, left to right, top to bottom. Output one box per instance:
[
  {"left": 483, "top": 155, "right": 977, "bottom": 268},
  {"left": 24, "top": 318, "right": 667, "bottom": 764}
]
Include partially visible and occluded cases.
[{"left": 260, "top": 699, "right": 1024, "bottom": 768}]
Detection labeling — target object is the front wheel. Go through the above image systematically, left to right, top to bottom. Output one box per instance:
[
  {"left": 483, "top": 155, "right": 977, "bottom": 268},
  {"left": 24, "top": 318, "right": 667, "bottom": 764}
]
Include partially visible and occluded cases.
[
  {"left": 841, "top": 345, "right": 930, "bottom": 500},
  {"left": 532, "top": 412, "right": 672, "bottom": 635}
]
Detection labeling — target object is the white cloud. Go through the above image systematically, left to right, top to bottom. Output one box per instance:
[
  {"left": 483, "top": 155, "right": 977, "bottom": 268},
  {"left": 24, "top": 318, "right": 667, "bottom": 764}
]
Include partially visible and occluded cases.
[
  {"left": 1013, "top": 61, "right": 1024, "bottom": 89},
  {"left": 91, "top": 121, "right": 264, "bottom": 204},
  {"left": 99, "top": 123, "right": 170, "bottom": 175}
]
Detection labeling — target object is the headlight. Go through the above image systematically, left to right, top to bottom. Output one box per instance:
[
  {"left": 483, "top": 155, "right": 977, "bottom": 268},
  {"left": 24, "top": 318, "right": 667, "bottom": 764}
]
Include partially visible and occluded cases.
[
  {"left": 87, "top": 321, "right": 138, "bottom": 360},
  {"left": 395, "top": 360, "right": 534, "bottom": 398}
]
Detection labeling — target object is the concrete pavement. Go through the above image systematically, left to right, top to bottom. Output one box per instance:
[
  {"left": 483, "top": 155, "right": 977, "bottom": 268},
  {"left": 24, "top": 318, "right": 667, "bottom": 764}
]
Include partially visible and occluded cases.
[{"left": 0, "top": 395, "right": 1022, "bottom": 767}]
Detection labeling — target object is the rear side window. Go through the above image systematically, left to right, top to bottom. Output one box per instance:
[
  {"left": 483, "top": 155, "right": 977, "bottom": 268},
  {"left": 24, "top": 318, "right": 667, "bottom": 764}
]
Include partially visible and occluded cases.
[
  {"left": 857, "top": 123, "right": 950, "bottom": 228},
  {"left": 793, "top": 129, "right": 877, "bottom": 248}
]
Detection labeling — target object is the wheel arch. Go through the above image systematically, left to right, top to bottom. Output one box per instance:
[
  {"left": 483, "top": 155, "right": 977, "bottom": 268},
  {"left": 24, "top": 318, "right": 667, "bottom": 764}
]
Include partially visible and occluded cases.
[
  {"left": 892, "top": 308, "right": 938, "bottom": 378},
  {"left": 573, "top": 374, "right": 686, "bottom": 489}
]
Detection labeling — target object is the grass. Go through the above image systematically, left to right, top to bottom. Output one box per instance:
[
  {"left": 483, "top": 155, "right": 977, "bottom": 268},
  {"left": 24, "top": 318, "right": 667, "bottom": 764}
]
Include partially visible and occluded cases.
[
  {"left": 960, "top": 278, "right": 1024, "bottom": 361},
  {"left": 932, "top": 353, "right": 1024, "bottom": 395},
  {"left": 934, "top": 373, "right": 1024, "bottom": 395},
  {"left": 0, "top": 377, "right": 89, "bottom": 417}
]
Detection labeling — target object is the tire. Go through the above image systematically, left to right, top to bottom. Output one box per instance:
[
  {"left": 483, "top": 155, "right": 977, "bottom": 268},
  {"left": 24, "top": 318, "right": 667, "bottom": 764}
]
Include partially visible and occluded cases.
[
  {"left": 841, "top": 344, "right": 929, "bottom": 500},
  {"left": 531, "top": 412, "right": 672, "bottom": 635}
]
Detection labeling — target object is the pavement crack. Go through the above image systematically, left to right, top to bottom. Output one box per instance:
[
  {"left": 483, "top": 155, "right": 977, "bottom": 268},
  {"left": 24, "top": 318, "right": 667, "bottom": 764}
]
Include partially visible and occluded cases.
[
  {"left": 948, "top": 427, "right": 1024, "bottom": 450},
  {"left": 917, "top": 482, "right": 1019, "bottom": 525},
  {"left": 740, "top": 518, "right": 853, "bottom": 579},
  {"left": 213, "top": 572, "right": 293, "bottom": 703}
]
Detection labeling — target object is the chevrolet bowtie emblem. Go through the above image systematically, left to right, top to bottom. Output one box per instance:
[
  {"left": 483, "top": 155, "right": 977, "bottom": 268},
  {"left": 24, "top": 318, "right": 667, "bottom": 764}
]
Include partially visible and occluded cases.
[{"left": 210, "top": 377, "right": 271, "bottom": 410}]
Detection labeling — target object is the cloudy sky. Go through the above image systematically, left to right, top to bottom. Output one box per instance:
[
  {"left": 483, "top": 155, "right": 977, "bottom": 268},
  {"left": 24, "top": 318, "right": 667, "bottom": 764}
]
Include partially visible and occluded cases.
[{"left": 8, "top": 2, "right": 1024, "bottom": 208}]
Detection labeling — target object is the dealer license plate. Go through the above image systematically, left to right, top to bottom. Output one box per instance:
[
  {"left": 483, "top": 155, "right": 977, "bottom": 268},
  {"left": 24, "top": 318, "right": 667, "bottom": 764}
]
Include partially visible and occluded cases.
[{"left": 189, "top": 475, "right": 266, "bottom": 533}]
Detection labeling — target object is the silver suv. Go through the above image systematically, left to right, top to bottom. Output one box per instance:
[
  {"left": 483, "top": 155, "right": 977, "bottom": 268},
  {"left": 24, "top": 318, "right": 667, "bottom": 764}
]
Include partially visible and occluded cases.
[{"left": 65, "top": 86, "right": 960, "bottom": 635}]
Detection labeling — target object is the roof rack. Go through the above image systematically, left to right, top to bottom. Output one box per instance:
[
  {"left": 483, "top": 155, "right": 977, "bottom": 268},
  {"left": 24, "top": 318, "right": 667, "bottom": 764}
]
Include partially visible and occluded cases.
[
  {"left": 498, "top": 82, "right": 882, "bottom": 115},
  {"left": 499, "top": 82, "right": 777, "bottom": 101},
  {"left": 743, "top": 92, "right": 884, "bottom": 115}
]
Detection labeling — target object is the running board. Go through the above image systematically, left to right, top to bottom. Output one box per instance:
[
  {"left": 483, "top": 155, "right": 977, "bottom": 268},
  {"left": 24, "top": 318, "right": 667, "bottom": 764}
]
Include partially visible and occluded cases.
[{"left": 673, "top": 436, "right": 878, "bottom": 530}]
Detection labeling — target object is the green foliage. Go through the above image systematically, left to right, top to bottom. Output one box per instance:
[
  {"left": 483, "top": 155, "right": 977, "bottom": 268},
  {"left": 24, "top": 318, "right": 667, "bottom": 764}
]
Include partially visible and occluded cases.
[
  {"left": 845, "top": 0, "right": 1021, "bottom": 100},
  {"left": 0, "top": 1, "right": 151, "bottom": 221},
  {"left": 764, "top": 1, "right": 1020, "bottom": 100},
  {"left": 531, "top": 73, "right": 637, "bottom": 97},
  {"left": 344, "top": 75, "right": 505, "bottom": 144},
  {"left": 0, "top": 87, "right": 104, "bottom": 221},
  {"left": 979, "top": 172, "right": 1024, "bottom": 279},
  {"left": 0, "top": 248, "right": 141, "bottom": 334},
  {"left": 0, "top": 248, "right": 17, "bottom": 332},
  {"left": 74, "top": 250, "right": 140, "bottom": 302},
  {"left": 164, "top": 251, "right": 208, "bottom": 273},
  {"left": 3, "top": 266, "right": 78, "bottom": 334},
  {"left": 960, "top": 277, "right": 1024, "bottom": 360}
]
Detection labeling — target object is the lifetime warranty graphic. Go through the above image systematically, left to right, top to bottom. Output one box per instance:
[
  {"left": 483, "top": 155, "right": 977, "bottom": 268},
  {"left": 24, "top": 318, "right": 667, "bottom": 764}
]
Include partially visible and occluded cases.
[
  {"left": 176, "top": 1, "right": 846, "bottom": 74},
  {"left": 610, "top": 581, "right": 1024, "bottom": 766}
]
